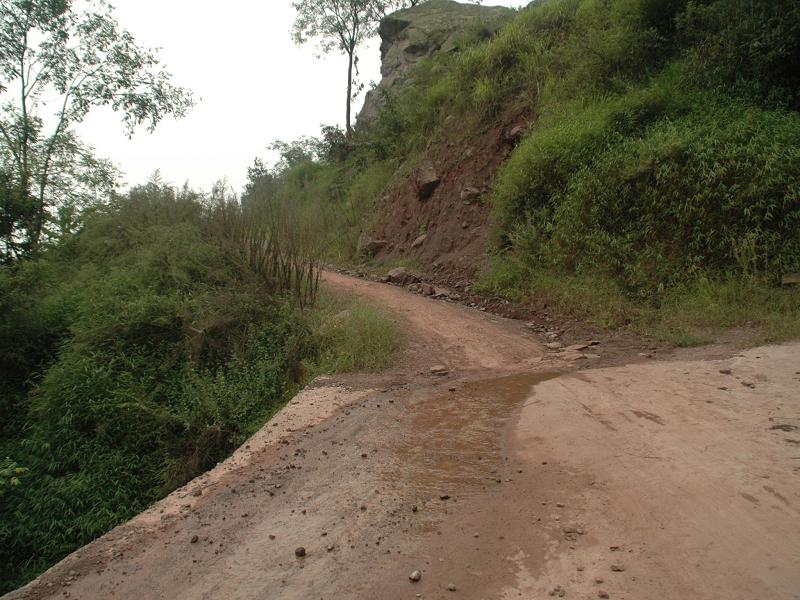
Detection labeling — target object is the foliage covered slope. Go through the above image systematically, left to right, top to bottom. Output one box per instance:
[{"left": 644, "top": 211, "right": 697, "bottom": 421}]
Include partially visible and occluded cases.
[
  {"left": 250, "top": 0, "right": 800, "bottom": 341},
  {"left": 0, "top": 184, "right": 399, "bottom": 592}
]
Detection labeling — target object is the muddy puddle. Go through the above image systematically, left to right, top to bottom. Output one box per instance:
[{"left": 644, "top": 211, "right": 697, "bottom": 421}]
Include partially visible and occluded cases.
[{"left": 383, "top": 371, "right": 558, "bottom": 498}]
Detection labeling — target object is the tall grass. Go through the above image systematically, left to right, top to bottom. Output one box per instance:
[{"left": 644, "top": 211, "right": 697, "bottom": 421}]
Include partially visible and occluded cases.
[
  {"left": 243, "top": 154, "right": 396, "bottom": 264},
  {"left": 205, "top": 198, "right": 321, "bottom": 308},
  {"left": 304, "top": 289, "right": 403, "bottom": 374}
]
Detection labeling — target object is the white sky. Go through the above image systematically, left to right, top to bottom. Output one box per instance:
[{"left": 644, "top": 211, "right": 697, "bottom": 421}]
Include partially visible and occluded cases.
[{"left": 77, "top": 1, "right": 529, "bottom": 193}]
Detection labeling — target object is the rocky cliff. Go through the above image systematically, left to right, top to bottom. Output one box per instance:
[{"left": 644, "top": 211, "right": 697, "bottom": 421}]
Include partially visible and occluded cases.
[{"left": 358, "top": 0, "right": 514, "bottom": 122}]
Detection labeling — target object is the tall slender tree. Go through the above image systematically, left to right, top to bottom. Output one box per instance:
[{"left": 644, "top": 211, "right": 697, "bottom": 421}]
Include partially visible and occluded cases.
[
  {"left": 0, "top": 0, "right": 194, "bottom": 259},
  {"left": 292, "top": 0, "right": 377, "bottom": 136},
  {"left": 293, "top": 0, "right": 430, "bottom": 136},
  {"left": 291, "top": 1, "right": 481, "bottom": 137}
]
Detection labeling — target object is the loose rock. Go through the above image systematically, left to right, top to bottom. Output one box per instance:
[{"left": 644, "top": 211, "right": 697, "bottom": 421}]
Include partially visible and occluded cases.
[
  {"left": 504, "top": 124, "right": 527, "bottom": 145},
  {"left": 417, "top": 161, "right": 440, "bottom": 200},
  {"left": 460, "top": 187, "right": 482, "bottom": 204},
  {"left": 357, "top": 234, "right": 387, "bottom": 257},
  {"left": 387, "top": 267, "right": 419, "bottom": 286},
  {"left": 419, "top": 283, "right": 435, "bottom": 296},
  {"left": 565, "top": 343, "right": 591, "bottom": 352},
  {"left": 409, "top": 570, "right": 422, "bottom": 582}
]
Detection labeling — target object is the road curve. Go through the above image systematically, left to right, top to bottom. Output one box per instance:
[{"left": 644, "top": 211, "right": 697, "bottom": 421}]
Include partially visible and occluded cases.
[{"left": 6, "top": 272, "right": 799, "bottom": 600}]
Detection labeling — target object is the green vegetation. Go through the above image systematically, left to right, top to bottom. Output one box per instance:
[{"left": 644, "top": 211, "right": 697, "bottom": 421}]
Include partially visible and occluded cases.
[
  {"left": 0, "top": 0, "right": 193, "bottom": 261},
  {"left": 3, "top": 0, "right": 799, "bottom": 592},
  {"left": 259, "top": 0, "right": 800, "bottom": 344},
  {"left": 470, "top": 0, "right": 800, "bottom": 343},
  {"left": 242, "top": 130, "right": 400, "bottom": 264},
  {"left": 0, "top": 183, "right": 400, "bottom": 593},
  {"left": 306, "top": 289, "right": 403, "bottom": 374}
]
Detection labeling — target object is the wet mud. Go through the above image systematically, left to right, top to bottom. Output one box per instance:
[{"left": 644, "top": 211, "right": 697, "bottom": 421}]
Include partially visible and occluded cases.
[{"left": 386, "top": 373, "right": 558, "bottom": 498}]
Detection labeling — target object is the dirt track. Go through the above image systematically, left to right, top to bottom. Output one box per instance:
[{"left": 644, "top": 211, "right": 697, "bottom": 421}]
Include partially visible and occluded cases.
[{"left": 6, "top": 272, "right": 800, "bottom": 600}]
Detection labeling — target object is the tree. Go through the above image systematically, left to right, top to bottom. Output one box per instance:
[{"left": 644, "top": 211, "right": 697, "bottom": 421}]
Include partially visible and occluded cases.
[
  {"left": 0, "top": 0, "right": 194, "bottom": 260},
  {"left": 292, "top": 0, "right": 375, "bottom": 136},
  {"left": 293, "top": 0, "right": 423, "bottom": 136},
  {"left": 292, "top": 1, "right": 482, "bottom": 137}
]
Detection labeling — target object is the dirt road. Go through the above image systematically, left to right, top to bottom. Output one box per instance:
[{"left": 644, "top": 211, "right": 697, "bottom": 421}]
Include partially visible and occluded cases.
[{"left": 7, "top": 272, "right": 799, "bottom": 600}]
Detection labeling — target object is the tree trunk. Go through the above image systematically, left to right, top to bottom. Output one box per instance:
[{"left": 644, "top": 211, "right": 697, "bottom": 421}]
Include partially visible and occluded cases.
[{"left": 346, "top": 46, "right": 354, "bottom": 136}]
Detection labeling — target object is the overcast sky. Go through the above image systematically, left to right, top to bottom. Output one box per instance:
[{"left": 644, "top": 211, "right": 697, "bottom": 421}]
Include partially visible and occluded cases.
[{"left": 77, "top": 1, "right": 530, "bottom": 193}]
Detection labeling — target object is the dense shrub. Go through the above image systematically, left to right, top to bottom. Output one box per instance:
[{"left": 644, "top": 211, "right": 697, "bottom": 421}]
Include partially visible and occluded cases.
[
  {"left": 471, "top": 0, "right": 800, "bottom": 299},
  {"left": 677, "top": 0, "right": 800, "bottom": 108},
  {"left": 494, "top": 92, "right": 800, "bottom": 296},
  {"left": 0, "top": 187, "right": 313, "bottom": 592}
]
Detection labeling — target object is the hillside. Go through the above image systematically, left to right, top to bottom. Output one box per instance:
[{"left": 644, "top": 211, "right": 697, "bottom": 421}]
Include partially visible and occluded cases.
[
  {"left": 2, "top": 0, "right": 800, "bottom": 596},
  {"left": 247, "top": 0, "right": 800, "bottom": 344}
]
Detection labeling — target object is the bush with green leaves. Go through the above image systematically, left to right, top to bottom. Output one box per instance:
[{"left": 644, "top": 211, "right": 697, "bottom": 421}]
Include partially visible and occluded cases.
[
  {"left": 493, "top": 92, "right": 800, "bottom": 297},
  {"left": 0, "top": 184, "right": 316, "bottom": 592}
]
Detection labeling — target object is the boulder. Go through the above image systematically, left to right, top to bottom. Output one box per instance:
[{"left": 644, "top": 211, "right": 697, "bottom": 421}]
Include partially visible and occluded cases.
[
  {"left": 358, "top": 0, "right": 514, "bottom": 122},
  {"left": 503, "top": 123, "right": 527, "bottom": 146},
  {"left": 416, "top": 161, "right": 440, "bottom": 200},
  {"left": 460, "top": 187, "right": 482, "bottom": 204},
  {"left": 357, "top": 233, "right": 388, "bottom": 256},
  {"left": 411, "top": 233, "right": 427, "bottom": 248},
  {"left": 387, "top": 266, "right": 419, "bottom": 286},
  {"left": 408, "top": 282, "right": 435, "bottom": 296}
]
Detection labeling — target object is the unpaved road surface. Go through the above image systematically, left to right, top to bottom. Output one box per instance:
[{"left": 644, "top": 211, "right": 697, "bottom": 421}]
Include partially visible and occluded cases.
[{"left": 7, "top": 272, "right": 799, "bottom": 600}]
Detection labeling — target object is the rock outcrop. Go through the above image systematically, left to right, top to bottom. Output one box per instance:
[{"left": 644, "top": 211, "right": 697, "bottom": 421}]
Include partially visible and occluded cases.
[{"left": 358, "top": 0, "right": 514, "bottom": 122}]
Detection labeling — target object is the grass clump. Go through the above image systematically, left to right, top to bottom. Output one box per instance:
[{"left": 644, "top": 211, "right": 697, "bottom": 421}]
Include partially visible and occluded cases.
[
  {"left": 475, "top": 257, "right": 800, "bottom": 347},
  {"left": 305, "top": 289, "right": 403, "bottom": 375}
]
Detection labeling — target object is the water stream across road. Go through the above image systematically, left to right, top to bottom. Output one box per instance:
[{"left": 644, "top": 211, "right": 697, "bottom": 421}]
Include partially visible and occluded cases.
[{"left": 386, "top": 372, "right": 559, "bottom": 499}]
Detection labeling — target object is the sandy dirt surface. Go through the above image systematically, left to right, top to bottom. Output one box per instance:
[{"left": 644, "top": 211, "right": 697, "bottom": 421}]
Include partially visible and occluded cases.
[{"left": 6, "top": 272, "right": 799, "bottom": 600}]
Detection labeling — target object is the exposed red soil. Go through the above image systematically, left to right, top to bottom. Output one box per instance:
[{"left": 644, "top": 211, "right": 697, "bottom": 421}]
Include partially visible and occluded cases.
[{"left": 369, "top": 109, "right": 531, "bottom": 278}]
